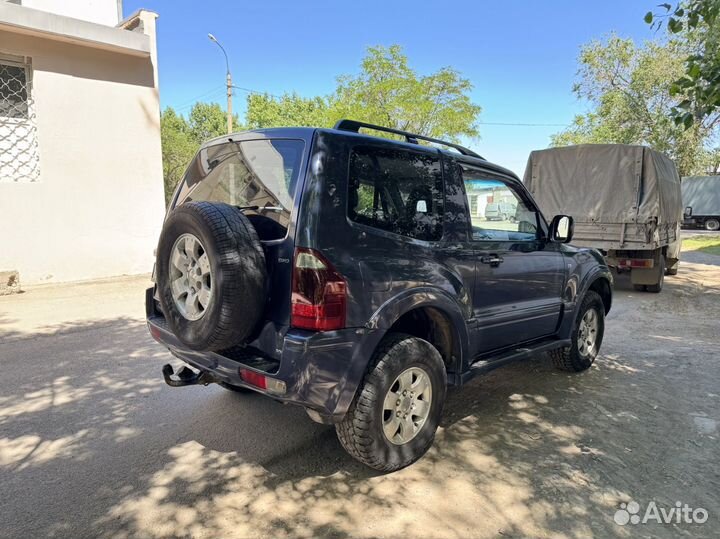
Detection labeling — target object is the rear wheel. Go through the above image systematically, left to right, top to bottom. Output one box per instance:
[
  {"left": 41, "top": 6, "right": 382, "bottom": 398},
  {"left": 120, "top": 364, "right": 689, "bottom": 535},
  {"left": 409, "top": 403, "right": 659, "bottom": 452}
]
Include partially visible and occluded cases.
[
  {"left": 706, "top": 218, "right": 720, "bottom": 231},
  {"left": 646, "top": 257, "right": 665, "bottom": 293},
  {"left": 550, "top": 291, "right": 604, "bottom": 372},
  {"left": 336, "top": 333, "right": 446, "bottom": 472}
]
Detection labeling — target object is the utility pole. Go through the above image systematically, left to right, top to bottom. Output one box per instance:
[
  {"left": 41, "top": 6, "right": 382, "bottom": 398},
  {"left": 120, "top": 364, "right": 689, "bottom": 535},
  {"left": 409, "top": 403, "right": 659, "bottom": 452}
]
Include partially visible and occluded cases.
[{"left": 208, "top": 33, "right": 233, "bottom": 134}]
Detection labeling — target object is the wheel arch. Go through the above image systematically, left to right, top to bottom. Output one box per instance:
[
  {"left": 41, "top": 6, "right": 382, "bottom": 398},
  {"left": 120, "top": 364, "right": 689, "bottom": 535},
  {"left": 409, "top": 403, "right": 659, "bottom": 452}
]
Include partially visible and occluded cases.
[
  {"left": 587, "top": 275, "right": 612, "bottom": 315},
  {"left": 367, "top": 288, "right": 470, "bottom": 375}
]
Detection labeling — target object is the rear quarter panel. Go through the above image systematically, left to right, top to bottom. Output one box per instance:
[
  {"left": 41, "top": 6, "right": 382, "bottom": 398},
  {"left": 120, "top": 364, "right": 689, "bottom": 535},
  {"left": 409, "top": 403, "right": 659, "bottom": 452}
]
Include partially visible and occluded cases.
[{"left": 297, "top": 131, "right": 472, "bottom": 353}]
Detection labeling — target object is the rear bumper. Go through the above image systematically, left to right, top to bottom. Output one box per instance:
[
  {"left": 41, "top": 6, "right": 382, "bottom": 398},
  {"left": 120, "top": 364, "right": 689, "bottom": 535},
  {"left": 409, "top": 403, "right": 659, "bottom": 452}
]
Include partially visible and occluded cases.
[{"left": 147, "top": 311, "right": 384, "bottom": 424}]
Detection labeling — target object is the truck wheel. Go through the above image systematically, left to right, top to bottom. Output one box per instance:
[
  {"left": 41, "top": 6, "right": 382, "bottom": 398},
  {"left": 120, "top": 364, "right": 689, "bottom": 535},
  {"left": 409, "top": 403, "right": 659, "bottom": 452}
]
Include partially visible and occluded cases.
[
  {"left": 156, "top": 202, "right": 266, "bottom": 351},
  {"left": 706, "top": 218, "right": 720, "bottom": 231},
  {"left": 646, "top": 258, "right": 665, "bottom": 293},
  {"left": 665, "top": 262, "right": 678, "bottom": 276},
  {"left": 550, "top": 291, "right": 604, "bottom": 372},
  {"left": 336, "top": 333, "right": 447, "bottom": 472}
]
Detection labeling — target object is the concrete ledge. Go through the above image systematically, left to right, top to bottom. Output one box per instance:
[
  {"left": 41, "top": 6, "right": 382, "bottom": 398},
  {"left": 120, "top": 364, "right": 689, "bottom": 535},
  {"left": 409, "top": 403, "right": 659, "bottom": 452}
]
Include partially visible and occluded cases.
[{"left": 0, "top": 2, "right": 150, "bottom": 57}]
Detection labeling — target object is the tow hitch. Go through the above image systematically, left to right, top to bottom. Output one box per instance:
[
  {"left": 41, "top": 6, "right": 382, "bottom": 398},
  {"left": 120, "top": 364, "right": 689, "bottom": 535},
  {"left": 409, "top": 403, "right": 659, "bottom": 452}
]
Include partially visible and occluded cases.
[{"left": 162, "top": 363, "right": 218, "bottom": 387}]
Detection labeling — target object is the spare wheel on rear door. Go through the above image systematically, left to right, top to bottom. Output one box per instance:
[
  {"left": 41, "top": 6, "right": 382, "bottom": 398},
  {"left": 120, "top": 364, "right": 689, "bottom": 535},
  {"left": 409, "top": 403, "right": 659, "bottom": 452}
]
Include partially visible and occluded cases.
[{"left": 155, "top": 201, "right": 267, "bottom": 351}]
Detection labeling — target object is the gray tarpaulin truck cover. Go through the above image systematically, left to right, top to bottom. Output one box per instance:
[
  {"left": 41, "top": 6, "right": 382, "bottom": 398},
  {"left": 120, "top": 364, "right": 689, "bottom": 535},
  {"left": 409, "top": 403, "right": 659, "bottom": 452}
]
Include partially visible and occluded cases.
[
  {"left": 523, "top": 144, "right": 682, "bottom": 225},
  {"left": 682, "top": 176, "right": 720, "bottom": 216}
]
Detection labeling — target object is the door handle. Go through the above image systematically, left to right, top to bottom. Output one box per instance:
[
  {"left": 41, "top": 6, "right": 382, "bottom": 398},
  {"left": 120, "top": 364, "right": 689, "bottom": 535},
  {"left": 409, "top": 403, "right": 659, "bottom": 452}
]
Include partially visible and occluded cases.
[{"left": 480, "top": 255, "right": 504, "bottom": 267}]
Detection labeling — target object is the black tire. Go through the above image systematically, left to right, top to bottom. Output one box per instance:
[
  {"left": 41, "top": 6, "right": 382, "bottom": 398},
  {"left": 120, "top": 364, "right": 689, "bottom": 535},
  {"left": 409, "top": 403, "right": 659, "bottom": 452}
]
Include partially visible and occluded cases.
[
  {"left": 156, "top": 201, "right": 266, "bottom": 351},
  {"left": 705, "top": 218, "right": 720, "bottom": 231},
  {"left": 646, "top": 258, "right": 665, "bottom": 293},
  {"left": 666, "top": 263, "right": 678, "bottom": 276},
  {"left": 550, "top": 291, "right": 605, "bottom": 372},
  {"left": 336, "top": 333, "right": 447, "bottom": 472}
]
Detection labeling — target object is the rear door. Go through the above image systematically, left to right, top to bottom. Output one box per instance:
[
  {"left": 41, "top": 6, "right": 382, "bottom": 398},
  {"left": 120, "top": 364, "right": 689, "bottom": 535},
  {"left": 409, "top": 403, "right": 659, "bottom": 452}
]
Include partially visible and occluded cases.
[
  {"left": 171, "top": 137, "right": 309, "bottom": 325},
  {"left": 455, "top": 161, "right": 565, "bottom": 354}
]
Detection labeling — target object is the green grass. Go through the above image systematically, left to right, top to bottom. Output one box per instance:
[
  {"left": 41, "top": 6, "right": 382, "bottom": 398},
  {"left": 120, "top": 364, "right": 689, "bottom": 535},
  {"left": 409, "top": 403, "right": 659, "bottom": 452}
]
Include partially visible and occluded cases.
[{"left": 682, "top": 235, "right": 720, "bottom": 256}]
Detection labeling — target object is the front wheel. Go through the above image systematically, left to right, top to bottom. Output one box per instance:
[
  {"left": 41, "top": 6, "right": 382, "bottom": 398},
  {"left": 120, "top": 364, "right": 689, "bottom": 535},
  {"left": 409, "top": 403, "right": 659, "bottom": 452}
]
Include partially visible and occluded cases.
[
  {"left": 705, "top": 218, "right": 720, "bottom": 231},
  {"left": 550, "top": 291, "right": 605, "bottom": 372},
  {"left": 336, "top": 333, "right": 447, "bottom": 472}
]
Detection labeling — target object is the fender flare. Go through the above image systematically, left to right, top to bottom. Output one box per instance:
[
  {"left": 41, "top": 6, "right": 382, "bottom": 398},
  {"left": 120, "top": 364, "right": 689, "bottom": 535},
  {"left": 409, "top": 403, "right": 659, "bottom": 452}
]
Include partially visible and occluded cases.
[
  {"left": 559, "top": 268, "right": 613, "bottom": 337},
  {"left": 366, "top": 286, "right": 470, "bottom": 370}
]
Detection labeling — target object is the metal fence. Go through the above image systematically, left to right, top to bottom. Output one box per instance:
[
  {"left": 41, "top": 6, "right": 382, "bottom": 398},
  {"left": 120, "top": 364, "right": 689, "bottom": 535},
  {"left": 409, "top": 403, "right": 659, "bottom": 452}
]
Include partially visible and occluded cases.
[{"left": 0, "top": 55, "right": 40, "bottom": 182}]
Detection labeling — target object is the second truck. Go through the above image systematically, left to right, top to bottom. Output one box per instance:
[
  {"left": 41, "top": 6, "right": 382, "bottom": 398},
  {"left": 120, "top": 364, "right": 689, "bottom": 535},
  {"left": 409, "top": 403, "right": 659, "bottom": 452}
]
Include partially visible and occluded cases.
[{"left": 524, "top": 144, "right": 683, "bottom": 292}]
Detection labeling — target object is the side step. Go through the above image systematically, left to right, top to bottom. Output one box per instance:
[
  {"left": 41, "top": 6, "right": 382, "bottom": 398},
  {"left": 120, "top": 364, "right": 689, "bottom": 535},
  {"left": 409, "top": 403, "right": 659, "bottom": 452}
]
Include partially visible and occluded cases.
[
  {"left": 456, "top": 339, "right": 570, "bottom": 385},
  {"left": 162, "top": 364, "right": 218, "bottom": 387}
]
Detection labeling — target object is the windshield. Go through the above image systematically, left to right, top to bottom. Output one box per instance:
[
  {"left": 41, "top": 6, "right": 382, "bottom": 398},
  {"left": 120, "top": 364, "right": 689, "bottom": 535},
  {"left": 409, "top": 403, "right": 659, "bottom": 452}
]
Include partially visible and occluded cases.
[{"left": 174, "top": 139, "right": 305, "bottom": 240}]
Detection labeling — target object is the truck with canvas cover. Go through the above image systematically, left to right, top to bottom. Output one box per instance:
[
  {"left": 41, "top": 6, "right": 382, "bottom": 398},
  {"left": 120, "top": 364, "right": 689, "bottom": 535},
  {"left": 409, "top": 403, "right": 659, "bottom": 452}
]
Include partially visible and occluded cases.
[
  {"left": 524, "top": 144, "right": 682, "bottom": 292},
  {"left": 681, "top": 176, "right": 720, "bottom": 231}
]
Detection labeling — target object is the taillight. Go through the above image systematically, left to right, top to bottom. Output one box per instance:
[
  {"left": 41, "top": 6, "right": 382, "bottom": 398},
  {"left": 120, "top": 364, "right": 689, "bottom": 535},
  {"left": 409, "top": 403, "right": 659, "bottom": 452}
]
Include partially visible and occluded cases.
[{"left": 291, "top": 248, "right": 347, "bottom": 331}]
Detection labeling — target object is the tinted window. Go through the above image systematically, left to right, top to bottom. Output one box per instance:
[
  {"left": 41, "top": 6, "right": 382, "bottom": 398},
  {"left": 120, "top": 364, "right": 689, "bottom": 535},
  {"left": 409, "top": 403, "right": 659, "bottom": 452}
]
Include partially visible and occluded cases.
[
  {"left": 175, "top": 139, "right": 305, "bottom": 240},
  {"left": 348, "top": 146, "right": 443, "bottom": 241},
  {"left": 460, "top": 166, "right": 539, "bottom": 241}
]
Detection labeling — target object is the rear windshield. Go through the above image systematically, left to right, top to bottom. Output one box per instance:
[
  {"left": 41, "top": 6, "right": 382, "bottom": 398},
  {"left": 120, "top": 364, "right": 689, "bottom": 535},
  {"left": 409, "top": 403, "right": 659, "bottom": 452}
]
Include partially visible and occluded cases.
[{"left": 174, "top": 139, "right": 305, "bottom": 240}]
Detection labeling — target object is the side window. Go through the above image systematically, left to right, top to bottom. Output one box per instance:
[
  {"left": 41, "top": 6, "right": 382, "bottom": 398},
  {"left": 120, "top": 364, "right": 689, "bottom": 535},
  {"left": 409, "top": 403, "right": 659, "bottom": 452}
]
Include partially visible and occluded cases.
[
  {"left": 348, "top": 146, "right": 444, "bottom": 241},
  {"left": 459, "top": 165, "right": 539, "bottom": 241}
]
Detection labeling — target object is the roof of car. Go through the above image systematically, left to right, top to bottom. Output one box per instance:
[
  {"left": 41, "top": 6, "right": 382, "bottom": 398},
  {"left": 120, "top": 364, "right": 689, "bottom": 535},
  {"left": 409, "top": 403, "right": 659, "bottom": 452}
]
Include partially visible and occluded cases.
[{"left": 202, "top": 126, "right": 519, "bottom": 181}]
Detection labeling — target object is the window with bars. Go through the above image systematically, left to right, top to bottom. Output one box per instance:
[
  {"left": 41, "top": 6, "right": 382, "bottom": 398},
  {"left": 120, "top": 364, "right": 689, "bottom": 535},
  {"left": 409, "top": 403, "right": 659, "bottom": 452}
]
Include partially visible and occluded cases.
[
  {"left": 0, "top": 55, "right": 40, "bottom": 182},
  {"left": 0, "top": 62, "right": 29, "bottom": 119}
]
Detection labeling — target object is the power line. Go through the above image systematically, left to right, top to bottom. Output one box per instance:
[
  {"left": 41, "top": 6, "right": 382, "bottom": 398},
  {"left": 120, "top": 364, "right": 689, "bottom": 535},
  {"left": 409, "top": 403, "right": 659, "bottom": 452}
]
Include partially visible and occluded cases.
[
  {"left": 170, "top": 85, "right": 225, "bottom": 111},
  {"left": 231, "top": 85, "right": 283, "bottom": 99},
  {"left": 170, "top": 87, "right": 571, "bottom": 127},
  {"left": 173, "top": 88, "right": 227, "bottom": 112}
]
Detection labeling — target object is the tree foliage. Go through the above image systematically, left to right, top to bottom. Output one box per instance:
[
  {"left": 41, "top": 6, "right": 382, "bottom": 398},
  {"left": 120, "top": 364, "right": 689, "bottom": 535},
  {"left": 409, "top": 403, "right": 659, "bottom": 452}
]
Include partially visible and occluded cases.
[
  {"left": 645, "top": 0, "right": 720, "bottom": 128},
  {"left": 551, "top": 35, "right": 718, "bottom": 175},
  {"left": 161, "top": 44, "right": 481, "bottom": 202},
  {"left": 245, "top": 45, "right": 481, "bottom": 142},
  {"left": 329, "top": 45, "right": 481, "bottom": 142},
  {"left": 246, "top": 93, "right": 330, "bottom": 128},
  {"left": 159, "top": 103, "right": 241, "bottom": 204},
  {"left": 160, "top": 107, "right": 195, "bottom": 204}
]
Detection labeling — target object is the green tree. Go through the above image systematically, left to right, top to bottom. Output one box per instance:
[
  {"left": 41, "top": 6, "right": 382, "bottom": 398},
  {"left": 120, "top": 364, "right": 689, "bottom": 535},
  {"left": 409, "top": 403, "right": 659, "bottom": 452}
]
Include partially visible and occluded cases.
[
  {"left": 645, "top": 1, "right": 720, "bottom": 128},
  {"left": 551, "top": 35, "right": 715, "bottom": 175},
  {"left": 244, "top": 45, "right": 481, "bottom": 142},
  {"left": 330, "top": 45, "right": 481, "bottom": 141},
  {"left": 246, "top": 93, "right": 330, "bottom": 128},
  {"left": 160, "top": 102, "right": 243, "bottom": 203},
  {"left": 187, "top": 102, "right": 241, "bottom": 143},
  {"left": 160, "top": 107, "right": 195, "bottom": 204}
]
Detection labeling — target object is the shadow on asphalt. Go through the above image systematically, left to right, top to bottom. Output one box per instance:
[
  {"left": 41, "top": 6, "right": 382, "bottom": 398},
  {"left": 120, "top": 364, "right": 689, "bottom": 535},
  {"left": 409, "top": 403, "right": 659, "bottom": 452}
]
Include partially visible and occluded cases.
[{"left": 1, "top": 270, "right": 719, "bottom": 538}]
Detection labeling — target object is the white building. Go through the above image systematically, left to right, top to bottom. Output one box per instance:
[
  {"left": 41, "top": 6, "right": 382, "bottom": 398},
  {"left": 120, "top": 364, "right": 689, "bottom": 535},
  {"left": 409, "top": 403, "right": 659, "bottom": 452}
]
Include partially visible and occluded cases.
[{"left": 0, "top": 0, "right": 165, "bottom": 284}]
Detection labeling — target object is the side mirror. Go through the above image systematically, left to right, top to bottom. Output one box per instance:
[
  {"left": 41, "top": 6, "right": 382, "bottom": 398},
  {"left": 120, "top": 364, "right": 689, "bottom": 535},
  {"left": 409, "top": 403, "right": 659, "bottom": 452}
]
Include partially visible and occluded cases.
[
  {"left": 684, "top": 206, "right": 693, "bottom": 218},
  {"left": 549, "top": 215, "right": 574, "bottom": 243}
]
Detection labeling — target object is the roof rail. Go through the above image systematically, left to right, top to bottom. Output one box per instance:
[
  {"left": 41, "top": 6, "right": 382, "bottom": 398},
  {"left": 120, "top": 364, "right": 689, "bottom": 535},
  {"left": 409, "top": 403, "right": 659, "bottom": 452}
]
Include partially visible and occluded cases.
[{"left": 333, "top": 119, "right": 483, "bottom": 159}]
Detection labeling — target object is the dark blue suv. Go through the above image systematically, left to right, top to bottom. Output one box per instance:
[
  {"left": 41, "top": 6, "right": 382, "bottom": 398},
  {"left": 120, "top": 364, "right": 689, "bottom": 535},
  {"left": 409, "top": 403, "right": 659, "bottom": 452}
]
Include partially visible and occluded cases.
[{"left": 147, "top": 120, "right": 613, "bottom": 471}]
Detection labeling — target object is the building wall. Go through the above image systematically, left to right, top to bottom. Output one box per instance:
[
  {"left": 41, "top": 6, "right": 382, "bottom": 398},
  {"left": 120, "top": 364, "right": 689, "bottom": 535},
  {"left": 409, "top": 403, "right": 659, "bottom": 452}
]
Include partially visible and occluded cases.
[
  {"left": 8, "top": 0, "right": 121, "bottom": 26},
  {"left": 0, "top": 18, "right": 165, "bottom": 283}
]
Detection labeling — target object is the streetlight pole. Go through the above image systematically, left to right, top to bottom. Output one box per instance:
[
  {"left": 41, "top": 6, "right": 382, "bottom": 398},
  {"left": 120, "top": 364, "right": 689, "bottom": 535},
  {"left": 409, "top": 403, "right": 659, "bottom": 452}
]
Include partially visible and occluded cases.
[{"left": 208, "top": 33, "right": 233, "bottom": 134}]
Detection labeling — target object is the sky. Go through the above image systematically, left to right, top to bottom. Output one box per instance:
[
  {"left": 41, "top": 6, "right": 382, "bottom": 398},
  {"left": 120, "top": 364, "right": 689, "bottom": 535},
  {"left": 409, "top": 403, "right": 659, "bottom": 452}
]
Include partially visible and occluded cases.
[{"left": 123, "top": 0, "right": 660, "bottom": 177}]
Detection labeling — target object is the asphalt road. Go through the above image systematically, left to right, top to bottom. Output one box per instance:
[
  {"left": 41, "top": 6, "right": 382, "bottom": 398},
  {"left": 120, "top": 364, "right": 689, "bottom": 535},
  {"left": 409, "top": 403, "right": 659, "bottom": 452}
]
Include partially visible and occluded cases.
[{"left": 1, "top": 252, "right": 719, "bottom": 539}]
